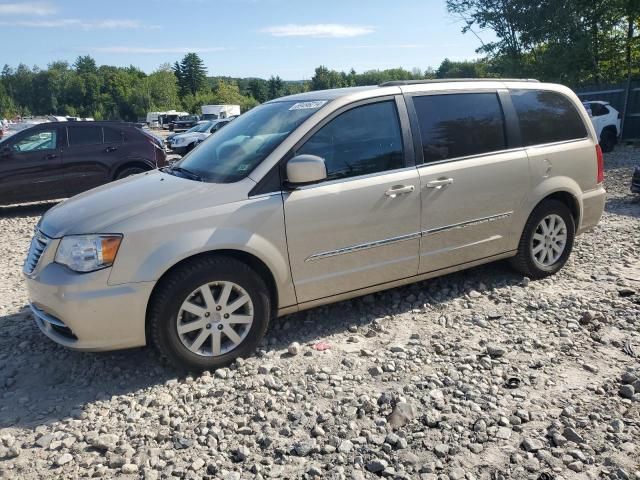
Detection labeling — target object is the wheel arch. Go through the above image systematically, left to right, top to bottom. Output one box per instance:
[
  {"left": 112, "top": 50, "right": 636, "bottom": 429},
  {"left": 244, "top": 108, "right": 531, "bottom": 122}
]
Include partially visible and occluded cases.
[
  {"left": 113, "top": 160, "right": 154, "bottom": 180},
  {"left": 511, "top": 181, "right": 583, "bottom": 248},
  {"left": 145, "top": 249, "right": 280, "bottom": 336}
]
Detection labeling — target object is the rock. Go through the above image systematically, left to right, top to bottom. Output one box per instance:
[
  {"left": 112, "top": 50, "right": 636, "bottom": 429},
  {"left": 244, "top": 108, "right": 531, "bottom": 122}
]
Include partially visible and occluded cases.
[
  {"left": 288, "top": 342, "right": 301, "bottom": 356},
  {"left": 487, "top": 345, "right": 507, "bottom": 358},
  {"left": 619, "top": 384, "right": 635, "bottom": 399},
  {"left": 387, "top": 402, "right": 417, "bottom": 429},
  {"left": 496, "top": 427, "right": 512, "bottom": 440},
  {"left": 563, "top": 427, "right": 585, "bottom": 444},
  {"left": 35, "top": 433, "right": 54, "bottom": 449},
  {"left": 89, "top": 433, "right": 119, "bottom": 451},
  {"left": 521, "top": 437, "right": 545, "bottom": 452},
  {"left": 292, "top": 440, "right": 316, "bottom": 457},
  {"left": 338, "top": 440, "right": 353, "bottom": 453},
  {"left": 434, "top": 444, "right": 449, "bottom": 458},
  {"left": 55, "top": 453, "right": 73, "bottom": 466},
  {"left": 366, "top": 459, "right": 388, "bottom": 473},
  {"left": 567, "top": 461, "right": 584, "bottom": 472},
  {"left": 122, "top": 464, "right": 138, "bottom": 474},
  {"left": 449, "top": 467, "right": 466, "bottom": 480}
]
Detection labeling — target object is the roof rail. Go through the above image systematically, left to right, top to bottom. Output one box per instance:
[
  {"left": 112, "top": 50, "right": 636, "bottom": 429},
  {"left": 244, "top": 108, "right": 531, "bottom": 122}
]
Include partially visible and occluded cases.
[{"left": 379, "top": 78, "right": 540, "bottom": 87}]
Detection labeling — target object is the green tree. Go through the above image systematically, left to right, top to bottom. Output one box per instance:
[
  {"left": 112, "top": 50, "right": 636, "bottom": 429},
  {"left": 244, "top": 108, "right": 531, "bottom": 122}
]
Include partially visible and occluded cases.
[
  {"left": 175, "top": 53, "right": 207, "bottom": 96},
  {"left": 267, "top": 75, "right": 285, "bottom": 99},
  {"left": 247, "top": 78, "right": 269, "bottom": 103}
]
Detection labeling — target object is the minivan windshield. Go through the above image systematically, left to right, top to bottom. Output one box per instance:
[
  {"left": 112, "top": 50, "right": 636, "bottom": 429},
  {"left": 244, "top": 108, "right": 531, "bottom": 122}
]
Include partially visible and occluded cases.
[{"left": 171, "top": 100, "right": 327, "bottom": 183}]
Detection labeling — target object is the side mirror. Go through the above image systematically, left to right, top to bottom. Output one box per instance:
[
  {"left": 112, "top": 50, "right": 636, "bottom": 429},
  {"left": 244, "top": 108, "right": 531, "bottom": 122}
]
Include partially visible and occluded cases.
[
  {"left": 0, "top": 146, "right": 12, "bottom": 158},
  {"left": 286, "top": 154, "right": 327, "bottom": 186}
]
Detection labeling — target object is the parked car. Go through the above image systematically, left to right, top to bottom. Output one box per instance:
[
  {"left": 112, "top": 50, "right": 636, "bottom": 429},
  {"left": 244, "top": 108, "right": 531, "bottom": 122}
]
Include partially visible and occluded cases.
[
  {"left": 23, "top": 80, "right": 605, "bottom": 370},
  {"left": 582, "top": 101, "right": 621, "bottom": 152},
  {"left": 169, "top": 115, "right": 200, "bottom": 132},
  {"left": 168, "top": 119, "right": 232, "bottom": 154},
  {"left": 0, "top": 121, "right": 167, "bottom": 205},
  {"left": 632, "top": 165, "right": 640, "bottom": 194}
]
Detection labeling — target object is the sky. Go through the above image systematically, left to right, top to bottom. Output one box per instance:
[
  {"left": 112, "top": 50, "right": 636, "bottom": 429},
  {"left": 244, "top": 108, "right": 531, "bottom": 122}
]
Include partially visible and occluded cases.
[{"left": 0, "top": 0, "right": 495, "bottom": 80}]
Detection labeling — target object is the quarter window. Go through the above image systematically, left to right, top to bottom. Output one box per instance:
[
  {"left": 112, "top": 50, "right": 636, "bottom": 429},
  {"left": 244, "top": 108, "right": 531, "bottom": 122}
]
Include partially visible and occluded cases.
[
  {"left": 511, "top": 89, "right": 588, "bottom": 146},
  {"left": 412, "top": 93, "right": 507, "bottom": 164},
  {"left": 296, "top": 101, "right": 404, "bottom": 181},
  {"left": 67, "top": 126, "right": 102, "bottom": 146},
  {"left": 103, "top": 127, "right": 123, "bottom": 144}
]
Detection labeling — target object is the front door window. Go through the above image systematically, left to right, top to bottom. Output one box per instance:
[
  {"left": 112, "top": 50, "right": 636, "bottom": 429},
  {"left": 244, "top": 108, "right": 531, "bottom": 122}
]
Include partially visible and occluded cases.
[{"left": 12, "top": 130, "right": 57, "bottom": 153}]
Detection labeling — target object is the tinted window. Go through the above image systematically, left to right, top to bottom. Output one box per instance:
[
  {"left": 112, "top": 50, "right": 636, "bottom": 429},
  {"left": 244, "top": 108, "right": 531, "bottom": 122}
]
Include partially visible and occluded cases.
[
  {"left": 511, "top": 90, "right": 587, "bottom": 146},
  {"left": 412, "top": 93, "right": 506, "bottom": 163},
  {"left": 296, "top": 101, "right": 404, "bottom": 181},
  {"left": 589, "top": 103, "right": 609, "bottom": 117},
  {"left": 68, "top": 126, "right": 102, "bottom": 146},
  {"left": 103, "top": 127, "right": 122, "bottom": 144},
  {"left": 12, "top": 129, "right": 57, "bottom": 152}
]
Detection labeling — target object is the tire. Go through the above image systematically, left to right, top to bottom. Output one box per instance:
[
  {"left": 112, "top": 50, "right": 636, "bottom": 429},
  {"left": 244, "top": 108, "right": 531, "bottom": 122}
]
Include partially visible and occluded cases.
[
  {"left": 600, "top": 129, "right": 616, "bottom": 153},
  {"left": 116, "top": 166, "right": 146, "bottom": 180},
  {"left": 509, "top": 200, "right": 575, "bottom": 279},
  {"left": 148, "top": 256, "right": 271, "bottom": 371}
]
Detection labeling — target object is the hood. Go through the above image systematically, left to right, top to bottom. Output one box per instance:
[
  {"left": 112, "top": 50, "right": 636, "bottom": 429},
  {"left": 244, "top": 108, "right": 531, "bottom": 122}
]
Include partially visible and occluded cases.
[
  {"left": 173, "top": 132, "right": 202, "bottom": 141},
  {"left": 39, "top": 170, "right": 248, "bottom": 238}
]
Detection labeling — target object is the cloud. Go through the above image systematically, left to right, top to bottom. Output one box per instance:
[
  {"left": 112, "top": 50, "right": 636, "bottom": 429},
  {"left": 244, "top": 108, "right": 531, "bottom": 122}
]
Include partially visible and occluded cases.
[
  {"left": 0, "top": 1, "right": 55, "bottom": 15},
  {"left": 0, "top": 18, "right": 160, "bottom": 29},
  {"left": 262, "top": 23, "right": 375, "bottom": 38},
  {"left": 91, "top": 46, "right": 228, "bottom": 54}
]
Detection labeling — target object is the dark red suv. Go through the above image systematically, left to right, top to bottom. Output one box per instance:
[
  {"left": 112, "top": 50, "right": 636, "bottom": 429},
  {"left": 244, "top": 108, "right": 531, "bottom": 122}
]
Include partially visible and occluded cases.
[{"left": 0, "top": 122, "right": 167, "bottom": 205}]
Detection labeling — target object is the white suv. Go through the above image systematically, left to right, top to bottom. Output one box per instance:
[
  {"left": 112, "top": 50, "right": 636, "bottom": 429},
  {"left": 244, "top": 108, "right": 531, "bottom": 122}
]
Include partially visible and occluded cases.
[
  {"left": 24, "top": 80, "right": 606, "bottom": 370},
  {"left": 582, "top": 101, "right": 621, "bottom": 152}
]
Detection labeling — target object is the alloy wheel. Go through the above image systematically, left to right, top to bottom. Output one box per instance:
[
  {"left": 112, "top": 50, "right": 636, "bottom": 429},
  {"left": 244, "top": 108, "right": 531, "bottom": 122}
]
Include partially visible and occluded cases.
[
  {"left": 530, "top": 213, "right": 567, "bottom": 267},
  {"left": 176, "top": 281, "right": 254, "bottom": 356}
]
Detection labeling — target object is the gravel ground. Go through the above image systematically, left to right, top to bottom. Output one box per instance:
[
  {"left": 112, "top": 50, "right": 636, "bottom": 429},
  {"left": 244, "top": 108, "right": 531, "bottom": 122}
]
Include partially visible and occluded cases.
[{"left": 0, "top": 148, "right": 639, "bottom": 480}]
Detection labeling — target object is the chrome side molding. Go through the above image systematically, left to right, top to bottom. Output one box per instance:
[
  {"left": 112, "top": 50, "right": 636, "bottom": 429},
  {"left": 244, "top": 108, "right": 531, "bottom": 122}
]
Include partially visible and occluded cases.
[{"left": 305, "top": 211, "right": 513, "bottom": 262}]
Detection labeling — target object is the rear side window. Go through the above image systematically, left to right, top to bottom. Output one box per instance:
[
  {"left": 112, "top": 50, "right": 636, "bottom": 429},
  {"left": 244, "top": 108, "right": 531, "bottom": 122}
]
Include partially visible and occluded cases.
[
  {"left": 511, "top": 90, "right": 588, "bottom": 146},
  {"left": 412, "top": 93, "right": 506, "bottom": 163},
  {"left": 296, "top": 100, "right": 404, "bottom": 181},
  {"left": 589, "top": 103, "right": 609, "bottom": 117},
  {"left": 67, "top": 126, "right": 102, "bottom": 146},
  {"left": 103, "top": 127, "right": 123, "bottom": 144}
]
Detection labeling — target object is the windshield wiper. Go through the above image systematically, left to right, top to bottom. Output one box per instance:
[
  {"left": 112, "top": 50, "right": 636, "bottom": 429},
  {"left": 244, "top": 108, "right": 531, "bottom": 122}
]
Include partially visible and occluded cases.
[{"left": 164, "top": 166, "right": 204, "bottom": 182}]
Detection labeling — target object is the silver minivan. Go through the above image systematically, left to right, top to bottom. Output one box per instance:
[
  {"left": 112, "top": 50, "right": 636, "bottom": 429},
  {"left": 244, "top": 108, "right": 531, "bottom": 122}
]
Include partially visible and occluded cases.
[{"left": 24, "top": 80, "right": 606, "bottom": 370}]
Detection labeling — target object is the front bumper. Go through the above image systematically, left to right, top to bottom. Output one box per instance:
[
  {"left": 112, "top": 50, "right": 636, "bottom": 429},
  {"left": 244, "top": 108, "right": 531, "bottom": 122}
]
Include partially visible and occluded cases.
[{"left": 25, "top": 256, "right": 154, "bottom": 351}]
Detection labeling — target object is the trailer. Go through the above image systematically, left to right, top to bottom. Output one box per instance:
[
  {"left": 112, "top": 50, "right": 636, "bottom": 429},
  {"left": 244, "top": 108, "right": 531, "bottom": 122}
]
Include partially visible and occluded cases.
[{"left": 201, "top": 105, "right": 240, "bottom": 120}]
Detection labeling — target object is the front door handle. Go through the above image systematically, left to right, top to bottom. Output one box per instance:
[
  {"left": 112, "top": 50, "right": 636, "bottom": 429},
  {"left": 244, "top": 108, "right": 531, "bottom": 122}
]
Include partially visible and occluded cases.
[
  {"left": 104, "top": 146, "right": 118, "bottom": 153},
  {"left": 45, "top": 153, "right": 58, "bottom": 160},
  {"left": 426, "top": 178, "right": 454, "bottom": 189},
  {"left": 385, "top": 185, "right": 415, "bottom": 198}
]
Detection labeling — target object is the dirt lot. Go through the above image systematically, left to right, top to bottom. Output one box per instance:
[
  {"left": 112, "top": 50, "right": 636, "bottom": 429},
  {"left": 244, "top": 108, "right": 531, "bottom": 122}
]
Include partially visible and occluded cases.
[{"left": 0, "top": 148, "right": 638, "bottom": 480}]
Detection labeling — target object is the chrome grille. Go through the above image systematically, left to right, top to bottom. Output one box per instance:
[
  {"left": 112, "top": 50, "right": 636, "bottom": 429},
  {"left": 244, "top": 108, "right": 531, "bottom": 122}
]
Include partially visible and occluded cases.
[{"left": 23, "top": 230, "right": 50, "bottom": 276}]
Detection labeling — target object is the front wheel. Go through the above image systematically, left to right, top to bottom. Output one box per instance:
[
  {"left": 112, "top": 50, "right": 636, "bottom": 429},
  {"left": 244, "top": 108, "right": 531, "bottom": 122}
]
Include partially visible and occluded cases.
[
  {"left": 509, "top": 200, "right": 575, "bottom": 279},
  {"left": 148, "top": 256, "right": 271, "bottom": 371}
]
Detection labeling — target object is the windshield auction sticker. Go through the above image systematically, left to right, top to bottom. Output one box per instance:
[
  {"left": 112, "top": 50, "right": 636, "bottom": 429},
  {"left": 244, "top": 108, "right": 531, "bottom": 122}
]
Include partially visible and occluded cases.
[{"left": 289, "top": 101, "right": 328, "bottom": 111}]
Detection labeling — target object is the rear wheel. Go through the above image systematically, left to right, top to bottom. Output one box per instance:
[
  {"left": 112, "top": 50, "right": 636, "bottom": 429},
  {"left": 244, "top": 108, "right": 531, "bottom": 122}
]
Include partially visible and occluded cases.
[
  {"left": 600, "top": 129, "right": 616, "bottom": 153},
  {"left": 116, "top": 166, "right": 146, "bottom": 179},
  {"left": 509, "top": 200, "right": 575, "bottom": 279},
  {"left": 148, "top": 256, "right": 271, "bottom": 371}
]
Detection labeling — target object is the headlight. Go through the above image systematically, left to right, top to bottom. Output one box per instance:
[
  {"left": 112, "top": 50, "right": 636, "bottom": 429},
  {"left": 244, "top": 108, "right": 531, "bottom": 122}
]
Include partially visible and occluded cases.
[{"left": 55, "top": 235, "right": 122, "bottom": 273}]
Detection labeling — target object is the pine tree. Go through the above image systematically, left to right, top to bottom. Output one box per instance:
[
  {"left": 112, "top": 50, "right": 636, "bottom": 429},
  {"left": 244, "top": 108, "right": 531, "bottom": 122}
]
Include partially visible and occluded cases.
[{"left": 175, "top": 53, "right": 207, "bottom": 97}]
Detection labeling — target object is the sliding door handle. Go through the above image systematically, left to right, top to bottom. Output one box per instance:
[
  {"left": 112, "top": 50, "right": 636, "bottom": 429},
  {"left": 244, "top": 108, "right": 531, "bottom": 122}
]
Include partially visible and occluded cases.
[
  {"left": 426, "top": 178, "right": 454, "bottom": 189},
  {"left": 385, "top": 185, "right": 415, "bottom": 198}
]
